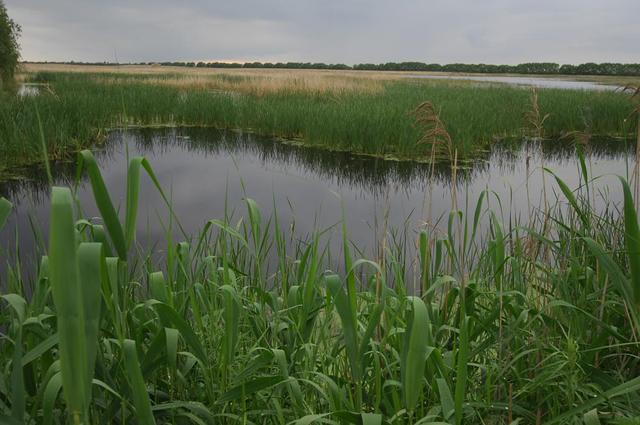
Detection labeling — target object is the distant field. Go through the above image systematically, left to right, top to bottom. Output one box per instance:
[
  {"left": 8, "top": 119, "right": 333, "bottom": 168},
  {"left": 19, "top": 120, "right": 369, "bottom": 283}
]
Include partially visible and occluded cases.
[
  {"left": 20, "top": 62, "right": 640, "bottom": 86},
  {"left": 19, "top": 63, "right": 401, "bottom": 82}
]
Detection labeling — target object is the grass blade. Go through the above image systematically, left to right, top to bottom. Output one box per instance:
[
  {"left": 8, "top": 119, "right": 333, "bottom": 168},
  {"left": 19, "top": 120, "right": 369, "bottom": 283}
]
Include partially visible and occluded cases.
[
  {"left": 78, "top": 150, "right": 127, "bottom": 260},
  {"left": 125, "top": 157, "right": 143, "bottom": 250},
  {"left": 545, "top": 168, "right": 590, "bottom": 228},
  {"left": 619, "top": 176, "right": 640, "bottom": 307},
  {"left": 49, "top": 187, "right": 88, "bottom": 422},
  {"left": 0, "top": 197, "right": 11, "bottom": 231},
  {"left": 582, "top": 237, "right": 639, "bottom": 332},
  {"left": 77, "top": 242, "right": 104, "bottom": 401},
  {"left": 149, "top": 271, "right": 169, "bottom": 304},
  {"left": 327, "top": 274, "right": 360, "bottom": 381},
  {"left": 221, "top": 284, "right": 241, "bottom": 371},
  {"left": 401, "top": 296, "right": 429, "bottom": 412},
  {"left": 152, "top": 302, "right": 207, "bottom": 364},
  {"left": 454, "top": 316, "right": 469, "bottom": 425},
  {"left": 10, "top": 325, "right": 24, "bottom": 422},
  {"left": 123, "top": 339, "right": 157, "bottom": 425},
  {"left": 42, "top": 372, "right": 63, "bottom": 425},
  {"left": 216, "top": 376, "right": 286, "bottom": 404},
  {"left": 544, "top": 376, "right": 640, "bottom": 424},
  {"left": 436, "top": 378, "right": 455, "bottom": 423}
]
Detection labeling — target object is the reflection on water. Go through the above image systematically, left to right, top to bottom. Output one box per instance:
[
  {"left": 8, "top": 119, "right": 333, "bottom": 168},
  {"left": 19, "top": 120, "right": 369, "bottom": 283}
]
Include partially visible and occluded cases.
[
  {"left": 405, "top": 74, "right": 617, "bottom": 91},
  {"left": 0, "top": 127, "right": 635, "bottom": 282}
]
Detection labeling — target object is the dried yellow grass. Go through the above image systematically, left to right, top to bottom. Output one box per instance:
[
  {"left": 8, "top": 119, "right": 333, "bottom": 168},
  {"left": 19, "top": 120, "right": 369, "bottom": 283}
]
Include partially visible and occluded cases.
[
  {"left": 22, "top": 62, "right": 396, "bottom": 78},
  {"left": 22, "top": 63, "right": 397, "bottom": 95},
  {"left": 96, "top": 73, "right": 385, "bottom": 96}
]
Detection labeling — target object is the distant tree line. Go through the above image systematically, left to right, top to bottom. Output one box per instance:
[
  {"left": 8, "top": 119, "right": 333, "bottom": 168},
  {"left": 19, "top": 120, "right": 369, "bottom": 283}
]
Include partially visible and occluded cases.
[
  {"left": 23, "top": 60, "right": 640, "bottom": 76},
  {"left": 193, "top": 61, "right": 352, "bottom": 70},
  {"left": 352, "top": 62, "right": 564, "bottom": 74}
]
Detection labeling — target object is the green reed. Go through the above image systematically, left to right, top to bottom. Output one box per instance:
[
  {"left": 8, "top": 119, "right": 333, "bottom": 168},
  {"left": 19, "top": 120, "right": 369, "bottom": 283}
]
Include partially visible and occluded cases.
[
  {"left": 0, "top": 71, "right": 634, "bottom": 177},
  {"left": 1, "top": 146, "right": 640, "bottom": 424}
]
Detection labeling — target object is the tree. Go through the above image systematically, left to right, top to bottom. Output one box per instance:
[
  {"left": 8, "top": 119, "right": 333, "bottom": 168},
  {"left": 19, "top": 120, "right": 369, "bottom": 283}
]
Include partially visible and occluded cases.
[{"left": 0, "top": 0, "right": 20, "bottom": 89}]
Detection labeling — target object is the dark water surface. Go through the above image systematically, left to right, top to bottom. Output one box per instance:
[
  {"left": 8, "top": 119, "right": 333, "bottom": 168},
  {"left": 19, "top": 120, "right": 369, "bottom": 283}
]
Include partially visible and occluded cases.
[{"left": 0, "top": 127, "right": 634, "bottom": 282}]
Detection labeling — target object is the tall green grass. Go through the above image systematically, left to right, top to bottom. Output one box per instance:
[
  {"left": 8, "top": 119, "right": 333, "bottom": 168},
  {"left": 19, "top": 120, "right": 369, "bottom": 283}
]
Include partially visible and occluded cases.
[
  {"left": 0, "top": 71, "right": 634, "bottom": 176},
  {"left": 1, "top": 148, "right": 640, "bottom": 423}
]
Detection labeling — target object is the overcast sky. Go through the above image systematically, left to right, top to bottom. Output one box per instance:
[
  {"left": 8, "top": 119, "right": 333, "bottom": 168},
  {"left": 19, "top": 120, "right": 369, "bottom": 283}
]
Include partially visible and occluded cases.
[{"left": 5, "top": 0, "right": 639, "bottom": 64}]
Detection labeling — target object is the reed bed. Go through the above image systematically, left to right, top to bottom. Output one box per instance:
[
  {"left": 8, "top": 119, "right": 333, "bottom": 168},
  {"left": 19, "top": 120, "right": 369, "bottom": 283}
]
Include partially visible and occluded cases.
[
  {"left": 21, "top": 63, "right": 640, "bottom": 86},
  {"left": 1, "top": 70, "right": 634, "bottom": 178},
  {"left": 1, "top": 146, "right": 640, "bottom": 424}
]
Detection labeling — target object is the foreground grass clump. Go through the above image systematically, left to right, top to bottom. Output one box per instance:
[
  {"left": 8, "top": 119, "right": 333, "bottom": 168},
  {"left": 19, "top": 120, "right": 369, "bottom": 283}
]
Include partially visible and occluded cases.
[
  {"left": 0, "top": 70, "right": 634, "bottom": 176},
  {"left": 1, "top": 151, "right": 640, "bottom": 424}
]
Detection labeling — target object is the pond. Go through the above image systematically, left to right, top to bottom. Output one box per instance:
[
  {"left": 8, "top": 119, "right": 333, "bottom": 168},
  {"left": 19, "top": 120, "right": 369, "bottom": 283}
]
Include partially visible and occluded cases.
[
  {"left": 405, "top": 74, "right": 618, "bottom": 91},
  {"left": 0, "top": 127, "right": 635, "bottom": 282}
]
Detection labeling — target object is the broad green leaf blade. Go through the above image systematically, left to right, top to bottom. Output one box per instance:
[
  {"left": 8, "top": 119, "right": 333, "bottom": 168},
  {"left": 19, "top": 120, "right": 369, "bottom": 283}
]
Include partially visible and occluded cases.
[
  {"left": 576, "top": 145, "right": 590, "bottom": 200},
  {"left": 78, "top": 150, "right": 127, "bottom": 260},
  {"left": 125, "top": 157, "right": 143, "bottom": 250},
  {"left": 140, "top": 157, "right": 188, "bottom": 239},
  {"left": 545, "top": 168, "right": 590, "bottom": 228},
  {"left": 619, "top": 176, "right": 640, "bottom": 307},
  {"left": 49, "top": 187, "right": 88, "bottom": 419},
  {"left": 471, "top": 191, "right": 486, "bottom": 244},
  {"left": 0, "top": 197, "right": 11, "bottom": 231},
  {"left": 245, "top": 198, "right": 262, "bottom": 247},
  {"left": 341, "top": 205, "right": 357, "bottom": 325},
  {"left": 490, "top": 212, "right": 505, "bottom": 282},
  {"left": 419, "top": 231, "right": 430, "bottom": 293},
  {"left": 77, "top": 242, "right": 104, "bottom": 401},
  {"left": 149, "top": 271, "right": 169, "bottom": 304},
  {"left": 327, "top": 274, "right": 361, "bottom": 381},
  {"left": 221, "top": 285, "right": 241, "bottom": 368},
  {"left": 1, "top": 294, "right": 27, "bottom": 323},
  {"left": 402, "top": 296, "right": 429, "bottom": 412},
  {"left": 359, "top": 297, "right": 385, "bottom": 361},
  {"left": 152, "top": 302, "right": 207, "bottom": 365},
  {"left": 454, "top": 316, "right": 469, "bottom": 425},
  {"left": 10, "top": 325, "right": 24, "bottom": 422},
  {"left": 165, "top": 328, "right": 179, "bottom": 372},
  {"left": 22, "top": 334, "right": 59, "bottom": 367},
  {"left": 123, "top": 339, "right": 157, "bottom": 425},
  {"left": 273, "top": 349, "right": 305, "bottom": 409},
  {"left": 42, "top": 373, "right": 63, "bottom": 425},
  {"left": 216, "top": 376, "right": 286, "bottom": 404},
  {"left": 436, "top": 378, "right": 455, "bottom": 422},
  {"left": 150, "top": 401, "right": 214, "bottom": 422},
  {"left": 288, "top": 413, "right": 333, "bottom": 425}
]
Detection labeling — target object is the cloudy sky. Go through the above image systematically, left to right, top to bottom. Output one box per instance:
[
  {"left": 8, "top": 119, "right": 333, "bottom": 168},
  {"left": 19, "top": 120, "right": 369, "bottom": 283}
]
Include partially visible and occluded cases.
[{"left": 5, "top": 0, "right": 639, "bottom": 65}]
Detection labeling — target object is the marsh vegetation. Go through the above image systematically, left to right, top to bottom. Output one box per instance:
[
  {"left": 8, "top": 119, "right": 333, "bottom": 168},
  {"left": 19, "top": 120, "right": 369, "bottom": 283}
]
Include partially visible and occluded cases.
[
  {"left": 2, "top": 66, "right": 640, "bottom": 424},
  {"left": 0, "top": 67, "right": 635, "bottom": 178},
  {"left": 2, "top": 146, "right": 640, "bottom": 423}
]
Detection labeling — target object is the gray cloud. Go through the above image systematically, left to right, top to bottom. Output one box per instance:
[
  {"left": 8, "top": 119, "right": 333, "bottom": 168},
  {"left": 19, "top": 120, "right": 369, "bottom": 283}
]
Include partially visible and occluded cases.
[{"left": 5, "top": 0, "right": 639, "bottom": 64}]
